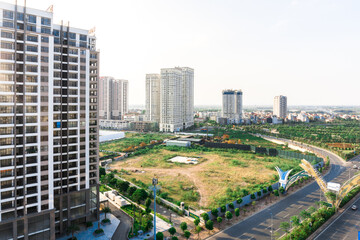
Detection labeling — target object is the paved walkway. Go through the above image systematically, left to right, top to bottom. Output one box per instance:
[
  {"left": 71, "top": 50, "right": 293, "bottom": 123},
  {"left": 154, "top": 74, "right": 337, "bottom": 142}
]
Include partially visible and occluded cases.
[{"left": 57, "top": 213, "right": 120, "bottom": 240}]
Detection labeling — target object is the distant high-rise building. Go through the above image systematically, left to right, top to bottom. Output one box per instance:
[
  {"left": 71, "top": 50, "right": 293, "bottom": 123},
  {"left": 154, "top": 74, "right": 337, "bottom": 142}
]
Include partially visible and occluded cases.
[
  {"left": 0, "top": 2, "right": 100, "bottom": 239},
  {"left": 160, "top": 67, "right": 194, "bottom": 132},
  {"left": 145, "top": 74, "right": 161, "bottom": 122},
  {"left": 99, "top": 77, "right": 128, "bottom": 120},
  {"left": 222, "top": 89, "right": 243, "bottom": 124},
  {"left": 273, "top": 95, "right": 287, "bottom": 118}
]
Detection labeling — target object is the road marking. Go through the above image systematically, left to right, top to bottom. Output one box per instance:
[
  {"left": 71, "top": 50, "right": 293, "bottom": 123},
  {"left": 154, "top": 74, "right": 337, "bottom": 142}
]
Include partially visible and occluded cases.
[{"left": 283, "top": 213, "right": 289, "bottom": 218}]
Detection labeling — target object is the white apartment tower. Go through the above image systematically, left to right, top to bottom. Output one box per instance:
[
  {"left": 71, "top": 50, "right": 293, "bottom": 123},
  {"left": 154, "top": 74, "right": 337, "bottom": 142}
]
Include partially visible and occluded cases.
[
  {"left": 0, "top": 2, "right": 100, "bottom": 239},
  {"left": 160, "top": 67, "right": 194, "bottom": 132},
  {"left": 145, "top": 73, "right": 160, "bottom": 122},
  {"left": 99, "top": 77, "right": 128, "bottom": 120},
  {"left": 222, "top": 89, "right": 243, "bottom": 124},
  {"left": 273, "top": 95, "right": 287, "bottom": 118}
]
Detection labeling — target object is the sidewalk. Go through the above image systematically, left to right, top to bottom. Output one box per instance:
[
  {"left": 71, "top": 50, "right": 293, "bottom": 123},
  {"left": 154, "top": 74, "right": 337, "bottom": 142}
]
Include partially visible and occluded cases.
[{"left": 57, "top": 213, "right": 120, "bottom": 240}]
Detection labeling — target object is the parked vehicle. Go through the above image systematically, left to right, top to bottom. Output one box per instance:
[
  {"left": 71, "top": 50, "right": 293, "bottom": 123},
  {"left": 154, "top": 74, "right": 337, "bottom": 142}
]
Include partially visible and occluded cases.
[{"left": 351, "top": 205, "right": 357, "bottom": 211}]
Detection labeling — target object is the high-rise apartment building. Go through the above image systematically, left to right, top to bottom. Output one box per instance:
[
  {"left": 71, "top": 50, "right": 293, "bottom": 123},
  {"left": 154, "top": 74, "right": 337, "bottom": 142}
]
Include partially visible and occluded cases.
[
  {"left": 0, "top": 2, "right": 99, "bottom": 239},
  {"left": 159, "top": 67, "right": 194, "bottom": 132},
  {"left": 145, "top": 73, "right": 160, "bottom": 122},
  {"left": 99, "top": 77, "right": 128, "bottom": 120},
  {"left": 222, "top": 89, "right": 243, "bottom": 124},
  {"left": 273, "top": 95, "right": 287, "bottom": 118}
]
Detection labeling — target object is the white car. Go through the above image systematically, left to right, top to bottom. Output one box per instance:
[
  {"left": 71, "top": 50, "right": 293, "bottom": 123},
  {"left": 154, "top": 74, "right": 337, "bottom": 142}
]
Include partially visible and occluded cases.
[{"left": 351, "top": 205, "right": 357, "bottom": 211}]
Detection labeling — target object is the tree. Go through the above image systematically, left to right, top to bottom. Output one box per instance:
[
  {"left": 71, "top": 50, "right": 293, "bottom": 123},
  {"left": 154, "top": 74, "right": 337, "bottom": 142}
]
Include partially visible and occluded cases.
[
  {"left": 99, "top": 167, "right": 106, "bottom": 177},
  {"left": 118, "top": 181, "right": 130, "bottom": 193},
  {"left": 268, "top": 185, "right": 273, "bottom": 192},
  {"left": 128, "top": 186, "right": 137, "bottom": 196},
  {"left": 279, "top": 186, "right": 285, "bottom": 194},
  {"left": 132, "top": 188, "right": 148, "bottom": 203},
  {"left": 263, "top": 188, "right": 268, "bottom": 194},
  {"left": 274, "top": 190, "right": 279, "bottom": 197},
  {"left": 257, "top": 191, "right": 262, "bottom": 197},
  {"left": 250, "top": 193, "right": 256, "bottom": 200},
  {"left": 145, "top": 198, "right": 151, "bottom": 208},
  {"left": 236, "top": 198, "right": 243, "bottom": 204},
  {"left": 228, "top": 202, "right": 234, "bottom": 209},
  {"left": 220, "top": 205, "right": 226, "bottom": 213},
  {"left": 103, "top": 207, "right": 111, "bottom": 220},
  {"left": 211, "top": 208, "right": 219, "bottom": 217},
  {"left": 235, "top": 208, "right": 240, "bottom": 217},
  {"left": 300, "top": 210, "right": 311, "bottom": 221},
  {"left": 225, "top": 211, "right": 233, "bottom": 220},
  {"left": 201, "top": 213, "right": 210, "bottom": 222},
  {"left": 217, "top": 216, "right": 223, "bottom": 224},
  {"left": 290, "top": 216, "right": 300, "bottom": 226},
  {"left": 194, "top": 218, "right": 200, "bottom": 226},
  {"left": 205, "top": 220, "right": 214, "bottom": 231},
  {"left": 180, "top": 222, "right": 188, "bottom": 232},
  {"left": 280, "top": 222, "right": 290, "bottom": 236},
  {"left": 67, "top": 224, "right": 80, "bottom": 240},
  {"left": 195, "top": 226, "right": 202, "bottom": 239},
  {"left": 168, "top": 227, "right": 176, "bottom": 236},
  {"left": 184, "top": 230, "right": 191, "bottom": 239},
  {"left": 156, "top": 232, "right": 164, "bottom": 240},
  {"left": 172, "top": 237, "right": 179, "bottom": 240}
]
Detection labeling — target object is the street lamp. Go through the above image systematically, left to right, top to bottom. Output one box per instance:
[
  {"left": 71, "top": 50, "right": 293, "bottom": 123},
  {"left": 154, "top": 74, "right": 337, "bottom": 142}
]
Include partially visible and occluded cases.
[
  {"left": 152, "top": 177, "right": 158, "bottom": 240},
  {"left": 270, "top": 212, "right": 273, "bottom": 240}
]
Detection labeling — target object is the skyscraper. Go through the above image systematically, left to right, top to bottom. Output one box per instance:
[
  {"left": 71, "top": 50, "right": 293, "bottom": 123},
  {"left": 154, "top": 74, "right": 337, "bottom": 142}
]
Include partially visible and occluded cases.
[
  {"left": 0, "top": 2, "right": 99, "bottom": 239},
  {"left": 159, "top": 67, "right": 194, "bottom": 132},
  {"left": 145, "top": 73, "right": 160, "bottom": 122},
  {"left": 99, "top": 77, "right": 128, "bottom": 120},
  {"left": 222, "top": 89, "right": 243, "bottom": 124},
  {"left": 273, "top": 95, "right": 287, "bottom": 118}
]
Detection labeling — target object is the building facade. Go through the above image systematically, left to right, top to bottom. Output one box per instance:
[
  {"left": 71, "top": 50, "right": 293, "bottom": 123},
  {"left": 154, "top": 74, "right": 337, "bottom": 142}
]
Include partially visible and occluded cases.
[
  {"left": 0, "top": 2, "right": 99, "bottom": 239},
  {"left": 159, "top": 67, "right": 194, "bottom": 132},
  {"left": 145, "top": 73, "right": 160, "bottom": 123},
  {"left": 99, "top": 77, "right": 128, "bottom": 120},
  {"left": 222, "top": 89, "right": 243, "bottom": 124},
  {"left": 273, "top": 95, "right": 287, "bottom": 118}
]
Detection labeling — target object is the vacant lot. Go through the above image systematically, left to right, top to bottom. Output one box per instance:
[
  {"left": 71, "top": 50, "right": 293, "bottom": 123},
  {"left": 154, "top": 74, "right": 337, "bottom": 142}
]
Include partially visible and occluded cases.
[{"left": 110, "top": 146, "right": 301, "bottom": 209}]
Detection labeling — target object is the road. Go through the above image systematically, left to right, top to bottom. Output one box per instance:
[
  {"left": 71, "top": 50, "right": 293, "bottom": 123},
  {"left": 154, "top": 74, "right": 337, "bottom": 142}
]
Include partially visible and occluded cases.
[
  {"left": 208, "top": 139, "right": 353, "bottom": 240},
  {"left": 314, "top": 196, "right": 360, "bottom": 240},
  {"left": 108, "top": 201, "right": 132, "bottom": 240}
]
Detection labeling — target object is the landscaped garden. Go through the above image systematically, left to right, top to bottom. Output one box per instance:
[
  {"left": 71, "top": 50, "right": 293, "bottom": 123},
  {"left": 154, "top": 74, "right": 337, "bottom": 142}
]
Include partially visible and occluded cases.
[{"left": 109, "top": 144, "right": 309, "bottom": 209}]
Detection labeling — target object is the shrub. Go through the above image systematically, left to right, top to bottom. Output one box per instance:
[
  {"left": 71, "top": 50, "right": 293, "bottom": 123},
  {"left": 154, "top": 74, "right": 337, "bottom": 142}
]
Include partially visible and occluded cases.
[
  {"left": 268, "top": 185, "right": 273, "bottom": 192},
  {"left": 279, "top": 187, "right": 285, "bottom": 194},
  {"left": 257, "top": 191, "right": 262, "bottom": 197},
  {"left": 250, "top": 193, "right": 256, "bottom": 199},
  {"left": 237, "top": 198, "right": 243, "bottom": 204},
  {"left": 228, "top": 202, "right": 234, "bottom": 209},
  {"left": 220, "top": 205, "right": 226, "bottom": 213},
  {"left": 211, "top": 208, "right": 219, "bottom": 217},
  {"left": 235, "top": 208, "right": 240, "bottom": 217},
  {"left": 225, "top": 211, "right": 233, "bottom": 220},
  {"left": 201, "top": 213, "right": 210, "bottom": 221},
  {"left": 217, "top": 216, "right": 223, "bottom": 224},
  {"left": 205, "top": 220, "right": 214, "bottom": 231},
  {"left": 86, "top": 221, "right": 93, "bottom": 228},
  {"left": 180, "top": 222, "right": 188, "bottom": 232},
  {"left": 94, "top": 228, "right": 104, "bottom": 234},
  {"left": 184, "top": 230, "right": 191, "bottom": 239},
  {"left": 156, "top": 232, "right": 164, "bottom": 240},
  {"left": 172, "top": 237, "right": 179, "bottom": 240}
]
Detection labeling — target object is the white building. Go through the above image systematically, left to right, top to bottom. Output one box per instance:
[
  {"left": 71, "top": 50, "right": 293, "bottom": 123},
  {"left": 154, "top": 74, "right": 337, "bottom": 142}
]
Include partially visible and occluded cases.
[
  {"left": 0, "top": 2, "right": 99, "bottom": 239},
  {"left": 160, "top": 67, "right": 194, "bottom": 132},
  {"left": 145, "top": 73, "right": 160, "bottom": 122},
  {"left": 99, "top": 77, "right": 128, "bottom": 120},
  {"left": 222, "top": 89, "right": 243, "bottom": 124},
  {"left": 273, "top": 95, "right": 287, "bottom": 118}
]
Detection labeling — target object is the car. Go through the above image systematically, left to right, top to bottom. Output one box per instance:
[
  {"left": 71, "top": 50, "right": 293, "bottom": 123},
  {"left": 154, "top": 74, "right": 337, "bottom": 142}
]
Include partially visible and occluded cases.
[
  {"left": 353, "top": 165, "right": 358, "bottom": 169},
  {"left": 351, "top": 205, "right": 357, "bottom": 211}
]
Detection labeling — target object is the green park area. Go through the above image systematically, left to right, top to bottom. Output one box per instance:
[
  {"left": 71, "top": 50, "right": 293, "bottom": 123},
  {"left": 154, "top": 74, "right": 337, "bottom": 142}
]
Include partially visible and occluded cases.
[{"left": 243, "top": 119, "right": 360, "bottom": 160}]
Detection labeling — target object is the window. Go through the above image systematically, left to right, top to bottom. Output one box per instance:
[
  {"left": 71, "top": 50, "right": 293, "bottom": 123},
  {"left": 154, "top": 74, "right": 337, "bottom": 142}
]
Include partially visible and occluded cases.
[
  {"left": 3, "top": 10, "right": 13, "bottom": 19},
  {"left": 17, "top": 12, "right": 24, "bottom": 21},
  {"left": 27, "top": 14, "right": 36, "bottom": 23},
  {"left": 41, "top": 17, "right": 51, "bottom": 26},
  {"left": 2, "top": 21, "right": 13, "bottom": 28},
  {"left": 26, "top": 25, "right": 36, "bottom": 32},
  {"left": 41, "top": 27, "right": 51, "bottom": 34},
  {"left": 53, "top": 29, "right": 59, "bottom": 37},
  {"left": 1, "top": 31, "right": 13, "bottom": 39},
  {"left": 69, "top": 32, "right": 76, "bottom": 39},
  {"left": 27, "top": 35, "right": 38, "bottom": 42},
  {"left": 41, "top": 36, "right": 49, "bottom": 43},
  {"left": 1, "top": 42, "right": 14, "bottom": 50},
  {"left": 80, "top": 42, "right": 87, "bottom": 48},
  {"left": 26, "top": 45, "right": 38, "bottom": 52},
  {"left": 41, "top": 46, "right": 49, "bottom": 53},
  {"left": 1, "top": 53, "right": 14, "bottom": 60},
  {"left": 26, "top": 55, "right": 37, "bottom": 62},
  {"left": 41, "top": 56, "right": 48, "bottom": 63},
  {"left": 26, "top": 65, "right": 37, "bottom": 73},
  {"left": 41, "top": 66, "right": 48, "bottom": 73},
  {"left": 26, "top": 76, "right": 37, "bottom": 83},
  {"left": 41, "top": 76, "right": 48, "bottom": 82}
]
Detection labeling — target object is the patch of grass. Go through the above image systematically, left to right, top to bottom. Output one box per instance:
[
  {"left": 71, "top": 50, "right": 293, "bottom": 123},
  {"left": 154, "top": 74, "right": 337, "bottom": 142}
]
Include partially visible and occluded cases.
[{"left": 99, "top": 185, "right": 111, "bottom": 193}]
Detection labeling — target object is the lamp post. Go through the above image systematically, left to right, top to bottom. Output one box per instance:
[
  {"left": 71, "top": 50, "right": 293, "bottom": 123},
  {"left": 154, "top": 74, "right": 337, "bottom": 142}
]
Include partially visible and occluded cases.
[
  {"left": 152, "top": 177, "right": 158, "bottom": 240},
  {"left": 270, "top": 212, "right": 273, "bottom": 240}
]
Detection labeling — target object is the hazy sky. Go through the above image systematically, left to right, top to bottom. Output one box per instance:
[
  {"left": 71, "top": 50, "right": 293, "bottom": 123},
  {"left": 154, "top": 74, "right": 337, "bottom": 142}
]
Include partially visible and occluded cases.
[{"left": 7, "top": 0, "right": 360, "bottom": 106}]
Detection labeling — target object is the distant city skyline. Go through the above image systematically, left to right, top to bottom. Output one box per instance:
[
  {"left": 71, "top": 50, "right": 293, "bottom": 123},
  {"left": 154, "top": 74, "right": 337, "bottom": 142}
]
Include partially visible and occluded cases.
[{"left": 15, "top": 0, "right": 360, "bottom": 106}]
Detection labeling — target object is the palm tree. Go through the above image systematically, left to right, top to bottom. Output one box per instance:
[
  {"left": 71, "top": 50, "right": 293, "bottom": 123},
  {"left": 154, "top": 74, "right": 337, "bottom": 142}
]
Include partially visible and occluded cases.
[
  {"left": 103, "top": 207, "right": 111, "bottom": 220},
  {"left": 67, "top": 224, "right": 80, "bottom": 240}
]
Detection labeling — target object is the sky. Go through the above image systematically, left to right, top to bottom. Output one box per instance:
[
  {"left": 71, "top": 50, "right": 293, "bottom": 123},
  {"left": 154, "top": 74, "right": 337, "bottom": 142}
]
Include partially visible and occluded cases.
[{"left": 6, "top": 0, "right": 360, "bottom": 106}]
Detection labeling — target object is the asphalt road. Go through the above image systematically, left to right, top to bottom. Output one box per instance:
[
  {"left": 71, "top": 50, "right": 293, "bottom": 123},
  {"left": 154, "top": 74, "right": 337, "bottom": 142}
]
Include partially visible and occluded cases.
[
  {"left": 208, "top": 140, "right": 352, "bottom": 240},
  {"left": 313, "top": 196, "right": 360, "bottom": 240},
  {"left": 108, "top": 201, "right": 132, "bottom": 240}
]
